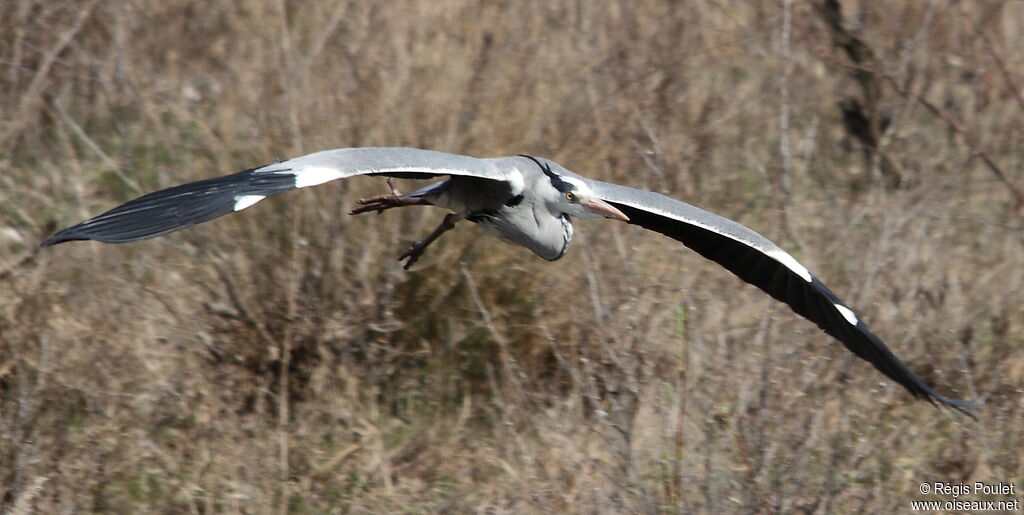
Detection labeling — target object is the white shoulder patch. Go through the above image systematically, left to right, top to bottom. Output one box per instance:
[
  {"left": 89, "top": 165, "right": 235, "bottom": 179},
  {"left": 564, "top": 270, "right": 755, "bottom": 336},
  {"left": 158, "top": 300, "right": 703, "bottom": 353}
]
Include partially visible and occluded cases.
[
  {"left": 290, "top": 166, "right": 345, "bottom": 188},
  {"left": 506, "top": 169, "right": 525, "bottom": 196},
  {"left": 233, "top": 195, "right": 266, "bottom": 211},
  {"left": 766, "top": 249, "right": 813, "bottom": 282},
  {"left": 834, "top": 303, "right": 858, "bottom": 325}
]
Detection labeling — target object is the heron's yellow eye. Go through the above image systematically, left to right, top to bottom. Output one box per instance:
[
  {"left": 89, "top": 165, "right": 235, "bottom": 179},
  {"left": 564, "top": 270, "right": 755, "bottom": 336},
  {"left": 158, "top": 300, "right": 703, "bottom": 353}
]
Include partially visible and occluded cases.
[{"left": 565, "top": 192, "right": 576, "bottom": 201}]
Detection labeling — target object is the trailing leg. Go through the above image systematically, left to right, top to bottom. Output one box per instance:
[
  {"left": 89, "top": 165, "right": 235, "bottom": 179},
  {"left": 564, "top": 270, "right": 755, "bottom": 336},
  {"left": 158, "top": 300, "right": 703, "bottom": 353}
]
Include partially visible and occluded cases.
[{"left": 398, "top": 213, "right": 461, "bottom": 269}]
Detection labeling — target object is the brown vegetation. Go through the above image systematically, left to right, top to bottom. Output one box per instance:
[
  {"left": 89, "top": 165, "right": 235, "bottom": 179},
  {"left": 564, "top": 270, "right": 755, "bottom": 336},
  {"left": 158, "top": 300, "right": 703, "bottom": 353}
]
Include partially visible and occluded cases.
[{"left": 2, "top": 0, "right": 1022, "bottom": 512}]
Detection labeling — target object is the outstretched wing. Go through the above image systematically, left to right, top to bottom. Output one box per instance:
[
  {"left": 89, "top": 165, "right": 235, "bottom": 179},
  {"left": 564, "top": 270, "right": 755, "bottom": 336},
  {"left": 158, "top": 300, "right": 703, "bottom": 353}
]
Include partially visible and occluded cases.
[
  {"left": 42, "top": 147, "right": 519, "bottom": 246},
  {"left": 582, "top": 178, "right": 980, "bottom": 414}
]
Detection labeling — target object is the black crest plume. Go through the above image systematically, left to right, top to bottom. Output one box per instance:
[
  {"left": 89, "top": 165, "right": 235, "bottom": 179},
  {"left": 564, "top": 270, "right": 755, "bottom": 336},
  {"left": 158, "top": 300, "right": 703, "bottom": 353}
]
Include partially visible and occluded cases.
[{"left": 520, "top": 155, "right": 573, "bottom": 193}]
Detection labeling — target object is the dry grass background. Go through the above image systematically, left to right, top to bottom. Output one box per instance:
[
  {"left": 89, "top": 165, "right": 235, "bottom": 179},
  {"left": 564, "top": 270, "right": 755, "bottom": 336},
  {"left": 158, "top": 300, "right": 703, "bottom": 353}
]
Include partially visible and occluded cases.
[{"left": 1, "top": 0, "right": 1022, "bottom": 512}]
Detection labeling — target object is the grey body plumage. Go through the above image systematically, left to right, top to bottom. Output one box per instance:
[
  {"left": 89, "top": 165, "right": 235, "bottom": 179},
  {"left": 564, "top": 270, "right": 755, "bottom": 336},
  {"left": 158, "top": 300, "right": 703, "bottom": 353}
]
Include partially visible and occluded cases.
[{"left": 421, "top": 160, "right": 575, "bottom": 261}]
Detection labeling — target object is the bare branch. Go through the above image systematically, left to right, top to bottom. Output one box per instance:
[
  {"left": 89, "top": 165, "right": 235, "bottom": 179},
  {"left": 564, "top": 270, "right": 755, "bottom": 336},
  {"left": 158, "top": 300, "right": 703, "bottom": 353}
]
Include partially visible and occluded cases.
[
  {"left": 0, "top": 0, "right": 101, "bottom": 148},
  {"left": 958, "top": 1, "right": 1024, "bottom": 113},
  {"left": 800, "top": 22, "right": 1024, "bottom": 210}
]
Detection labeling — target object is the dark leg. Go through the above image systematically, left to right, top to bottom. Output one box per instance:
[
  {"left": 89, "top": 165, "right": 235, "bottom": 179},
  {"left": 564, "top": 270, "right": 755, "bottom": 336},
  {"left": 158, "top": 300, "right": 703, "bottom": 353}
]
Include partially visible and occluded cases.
[
  {"left": 350, "top": 178, "right": 430, "bottom": 215},
  {"left": 398, "top": 213, "right": 460, "bottom": 270}
]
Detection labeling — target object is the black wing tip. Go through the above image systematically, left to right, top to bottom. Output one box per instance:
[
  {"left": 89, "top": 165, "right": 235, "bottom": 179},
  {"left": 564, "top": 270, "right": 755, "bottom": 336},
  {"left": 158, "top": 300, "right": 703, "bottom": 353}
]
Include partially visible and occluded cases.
[
  {"left": 41, "top": 217, "right": 181, "bottom": 247},
  {"left": 41, "top": 222, "right": 158, "bottom": 247},
  {"left": 41, "top": 229, "right": 88, "bottom": 247},
  {"left": 41, "top": 230, "right": 154, "bottom": 247},
  {"left": 916, "top": 390, "right": 983, "bottom": 421},
  {"left": 938, "top": 396, "right": 984, "bottom": 418}
]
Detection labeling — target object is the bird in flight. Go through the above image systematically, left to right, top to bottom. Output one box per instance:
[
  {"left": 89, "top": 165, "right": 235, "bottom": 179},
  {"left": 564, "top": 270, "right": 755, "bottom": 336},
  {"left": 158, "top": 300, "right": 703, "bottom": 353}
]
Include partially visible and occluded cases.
[{"left": 43, "top": 147, "right": 980, "bottom": 415}]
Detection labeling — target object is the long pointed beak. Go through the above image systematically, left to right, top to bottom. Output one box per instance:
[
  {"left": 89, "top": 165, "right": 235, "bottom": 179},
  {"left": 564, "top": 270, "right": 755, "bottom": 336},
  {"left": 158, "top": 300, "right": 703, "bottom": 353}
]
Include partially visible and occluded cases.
[{"left": 584, "top": 198, "right": 630, "bottom": 222}]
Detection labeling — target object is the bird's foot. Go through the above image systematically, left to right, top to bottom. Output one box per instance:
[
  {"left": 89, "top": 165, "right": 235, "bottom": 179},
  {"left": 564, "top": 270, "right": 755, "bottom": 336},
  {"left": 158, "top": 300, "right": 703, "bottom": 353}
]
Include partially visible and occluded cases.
[
  {"left": 350, "top": 178, "right": 427, "bottom": 215},
  {"left": 395, "top": 213, "right": 460, "bottom": 270},
  {"left": 398, "top": 241, "right": 429, "bottom": 270}
]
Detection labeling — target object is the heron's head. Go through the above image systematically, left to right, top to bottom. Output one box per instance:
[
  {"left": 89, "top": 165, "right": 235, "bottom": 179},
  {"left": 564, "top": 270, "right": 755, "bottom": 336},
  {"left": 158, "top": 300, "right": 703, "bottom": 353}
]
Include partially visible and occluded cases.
[
  {"left": 523, "top": 156, "right": 630, "bottom": 222},
  {"left": 553, "top": 176, "right": 630, "bottom": 221}
]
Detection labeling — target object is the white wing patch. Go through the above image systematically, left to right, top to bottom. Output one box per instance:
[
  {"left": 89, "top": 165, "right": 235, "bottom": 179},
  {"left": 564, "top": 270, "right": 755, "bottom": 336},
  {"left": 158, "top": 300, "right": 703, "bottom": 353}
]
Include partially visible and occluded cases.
[
  {"left": 289, "top": 166, "right": 345, "bottom": 188},
  {"left": 233, "top": 195, "right": 266, "bottom": 211},
  {"left": 766, "top": 249, "right": 813, "bottom": 282},
  {"left": 834, "top": 303, "right": 858, "bottom": 325}
]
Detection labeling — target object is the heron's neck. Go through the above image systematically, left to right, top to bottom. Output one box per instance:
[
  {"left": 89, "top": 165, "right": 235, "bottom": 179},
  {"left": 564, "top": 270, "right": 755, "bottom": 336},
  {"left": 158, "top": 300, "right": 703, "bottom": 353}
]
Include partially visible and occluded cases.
[{"left": 515, "top": 208, "right": 573, "bottom": 262}]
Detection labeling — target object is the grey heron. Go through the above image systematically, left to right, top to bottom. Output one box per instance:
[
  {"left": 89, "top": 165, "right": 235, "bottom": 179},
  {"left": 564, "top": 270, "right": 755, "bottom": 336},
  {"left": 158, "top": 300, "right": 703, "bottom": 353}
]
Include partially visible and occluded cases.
[{"left": 42, "top": 147, "right": 980, "bottom": 415}]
